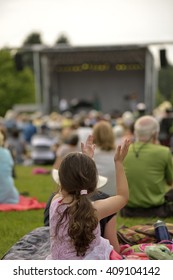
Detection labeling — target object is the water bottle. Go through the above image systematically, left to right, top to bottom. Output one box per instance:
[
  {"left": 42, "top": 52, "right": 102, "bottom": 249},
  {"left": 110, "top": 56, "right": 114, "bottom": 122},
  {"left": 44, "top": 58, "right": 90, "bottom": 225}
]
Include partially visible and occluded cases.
[{"left": 154, "top": 220, "right": 172, "bottom": 243}]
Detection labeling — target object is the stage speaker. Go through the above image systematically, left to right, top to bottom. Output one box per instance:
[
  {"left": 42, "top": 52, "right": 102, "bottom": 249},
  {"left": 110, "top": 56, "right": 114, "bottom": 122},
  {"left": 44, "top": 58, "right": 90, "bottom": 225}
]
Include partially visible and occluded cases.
[
  {"left": 160, "top": 49, "right": 168, "bottom": 68},
  {"left": 14, "top": 53, "right": 23, "bottom": 71}
]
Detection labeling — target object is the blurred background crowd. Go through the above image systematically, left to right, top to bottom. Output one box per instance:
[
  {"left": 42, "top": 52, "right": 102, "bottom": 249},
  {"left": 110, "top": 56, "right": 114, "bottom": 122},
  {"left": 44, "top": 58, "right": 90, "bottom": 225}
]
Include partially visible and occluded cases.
[{"left": 1, "top": 99, "right": 173, "bottom": 168}]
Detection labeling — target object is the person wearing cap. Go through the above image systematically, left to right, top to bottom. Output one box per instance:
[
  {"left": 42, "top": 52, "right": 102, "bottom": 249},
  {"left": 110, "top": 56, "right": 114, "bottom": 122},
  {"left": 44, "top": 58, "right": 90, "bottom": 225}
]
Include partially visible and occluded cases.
[
  {"left": 134, "top": 102, "right": 146, "bottom": 120},
  {"left": 121, "top": 115, "right": 173, "bottom": 217}
]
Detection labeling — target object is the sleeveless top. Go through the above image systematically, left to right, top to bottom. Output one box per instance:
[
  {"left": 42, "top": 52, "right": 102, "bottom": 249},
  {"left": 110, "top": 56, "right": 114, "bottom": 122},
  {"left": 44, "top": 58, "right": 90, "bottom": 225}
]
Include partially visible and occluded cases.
[{"left": 46, "top": 197, "right": 113, "bottom": 260}]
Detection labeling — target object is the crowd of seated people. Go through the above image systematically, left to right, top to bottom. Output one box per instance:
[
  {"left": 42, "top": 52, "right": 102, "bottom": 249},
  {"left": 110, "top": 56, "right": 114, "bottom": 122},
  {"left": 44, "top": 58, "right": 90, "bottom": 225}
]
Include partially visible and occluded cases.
[
  {"left": 1, "top": 100, "right": 173, "bottom": 260},
  {"left": 0, "top": 105, "right": 172, "bottom": 202}
]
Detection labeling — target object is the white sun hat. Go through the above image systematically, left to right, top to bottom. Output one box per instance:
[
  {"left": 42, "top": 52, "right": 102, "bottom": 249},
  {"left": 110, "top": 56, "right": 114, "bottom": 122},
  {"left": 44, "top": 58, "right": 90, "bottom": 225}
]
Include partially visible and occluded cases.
[{"left": 52, "top": 169, "right": 107, "bottom": 189}]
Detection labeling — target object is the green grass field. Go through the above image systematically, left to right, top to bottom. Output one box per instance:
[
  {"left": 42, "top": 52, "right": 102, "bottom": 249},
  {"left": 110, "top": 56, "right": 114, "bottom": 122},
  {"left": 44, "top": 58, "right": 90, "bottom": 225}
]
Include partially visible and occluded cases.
[
  {"left": 0, "top": 165, "right": 172, "bottom": 259},
  {"left": 0, "top": 165, "right": 55, "bottom": 259}
]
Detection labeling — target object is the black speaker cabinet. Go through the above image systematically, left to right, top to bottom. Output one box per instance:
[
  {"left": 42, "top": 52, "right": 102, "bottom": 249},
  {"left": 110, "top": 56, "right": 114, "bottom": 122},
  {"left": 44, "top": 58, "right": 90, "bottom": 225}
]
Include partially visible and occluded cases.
[{"left": 160, "top": 49, "right": 168, "bottom": 68}]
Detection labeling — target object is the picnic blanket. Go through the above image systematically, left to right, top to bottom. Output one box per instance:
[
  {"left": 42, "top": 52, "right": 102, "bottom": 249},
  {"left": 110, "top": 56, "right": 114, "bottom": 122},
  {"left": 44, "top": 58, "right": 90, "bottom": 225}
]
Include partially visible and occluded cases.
[
  {"left": 32, "top": 167, "right": 50, "bottom": 175},
  {"left": 0, "top": 195, "right": 46, "bottom": 211},
  {"left": 2, "top": 223, "right": 173, "bottom": 260},
  {"left": 117, "top": 223, "right": 173, "bottom": 245},
  {"left": 118, "top": 223, "right": 173, "bottom": 260},
  {"left": 2, "top": 227, "right": 50, "bottom": 260},
  {"left": 120, "top": 243, "right": 173, "bottom": 260}
]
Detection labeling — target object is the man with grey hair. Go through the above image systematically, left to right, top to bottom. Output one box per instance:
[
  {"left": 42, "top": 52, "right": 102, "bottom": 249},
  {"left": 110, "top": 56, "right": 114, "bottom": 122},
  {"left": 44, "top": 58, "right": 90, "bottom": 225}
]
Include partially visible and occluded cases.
[
  {"left": 121, "top": 115, "right": 173, "bottom": 217},
  {"left": 135, "top": 115, "right": 160, "bottom": 143}
]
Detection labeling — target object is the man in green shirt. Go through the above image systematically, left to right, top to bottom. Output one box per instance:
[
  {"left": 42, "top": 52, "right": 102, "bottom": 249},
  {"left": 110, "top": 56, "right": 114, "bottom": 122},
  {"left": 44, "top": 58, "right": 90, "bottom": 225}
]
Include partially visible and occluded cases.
[{"left": 121, "top": 115, "right": 173, "bottom": 217}]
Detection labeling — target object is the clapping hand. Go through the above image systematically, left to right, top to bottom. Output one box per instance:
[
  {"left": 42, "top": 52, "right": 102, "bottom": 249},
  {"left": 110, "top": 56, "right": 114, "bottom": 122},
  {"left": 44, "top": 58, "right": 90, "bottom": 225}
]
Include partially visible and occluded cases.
[
  {"left": 81, "top": 135, "right": 96, "bottom": 159},
  {"left": 114, "top": 139, "right": 131, "bottom": 163}
]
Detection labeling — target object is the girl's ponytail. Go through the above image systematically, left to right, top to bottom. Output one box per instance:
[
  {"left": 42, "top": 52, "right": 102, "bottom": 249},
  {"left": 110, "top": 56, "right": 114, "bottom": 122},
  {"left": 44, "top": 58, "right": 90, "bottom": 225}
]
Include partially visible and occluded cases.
[
  {"left": 55, "top": 152, "right": 99, "bottom": 256},
  {"left": 67, "top": 195, "right": 98, "bottom": 256}
]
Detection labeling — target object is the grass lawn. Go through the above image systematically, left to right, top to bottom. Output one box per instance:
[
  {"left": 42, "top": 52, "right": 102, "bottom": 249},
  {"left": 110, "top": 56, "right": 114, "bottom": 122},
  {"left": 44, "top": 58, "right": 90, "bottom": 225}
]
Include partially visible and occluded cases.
[
  {"left": 0, "top": 165, "right": 172, "bottom": 259},
  {"left": 0, "top": 165, "right": 55, "bottom": 259}
]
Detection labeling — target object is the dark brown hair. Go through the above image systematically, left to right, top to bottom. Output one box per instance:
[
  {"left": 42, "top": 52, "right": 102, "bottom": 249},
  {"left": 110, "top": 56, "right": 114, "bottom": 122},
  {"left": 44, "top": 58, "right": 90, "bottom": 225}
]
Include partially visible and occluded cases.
[{"left": 56, "top": 152, "right": 98, "bottom": 256}]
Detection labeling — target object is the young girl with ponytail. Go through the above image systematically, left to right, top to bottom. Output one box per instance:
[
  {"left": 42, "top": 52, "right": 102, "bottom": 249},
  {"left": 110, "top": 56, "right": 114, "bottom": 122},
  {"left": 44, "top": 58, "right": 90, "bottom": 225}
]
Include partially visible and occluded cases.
[{"left": 46, "top": 135, "right": 130, "bottom": 259}]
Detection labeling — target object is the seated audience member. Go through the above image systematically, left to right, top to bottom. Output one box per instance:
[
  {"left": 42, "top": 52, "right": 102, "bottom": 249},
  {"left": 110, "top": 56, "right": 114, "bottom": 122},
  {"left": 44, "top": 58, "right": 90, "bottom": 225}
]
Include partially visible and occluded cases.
[
  {"left": 134, "top": 102, "right": 147, "bottom": 120},
  {"left": 159, "top": 107, "right": 173, "bottom": 148},
  {"left": 121, "top": 111, "right": 135, "bottom": 143},
  {"left": 121, "top": 115, "right": 173, "bottom": 217},
  {"left": 22, "top": 117, "right": 37, "bottom": 144},
  {"left": 92, "top": 120, "right": 116, "bottom": 196},
  {"left": 30, "top": 124, "right": 56, "bottom": 165},
  {"left": 113, "top": 124, "right": 125, "bottom": 146},
  {"left": 0, "top": 126, "right": 17, "bottom": 178},
  {"left": 6, "top": 127, "right": 27, "bottom": 164},
  {"left": 0, "top": 131, "right": 19, "bottom": 204},
  {"left": 53, "top": 132, "right": 80, "bottom": 169},
  {"left": 47, "top": 135, "right": 129, "bottom": 260},
  {"left": 44, "top": 170, "right": 120, "bottom": 253}
]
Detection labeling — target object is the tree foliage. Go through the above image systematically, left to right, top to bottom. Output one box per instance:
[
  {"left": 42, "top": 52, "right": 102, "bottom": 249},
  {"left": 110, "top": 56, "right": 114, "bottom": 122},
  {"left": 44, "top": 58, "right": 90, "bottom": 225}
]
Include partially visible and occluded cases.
[
  {"left": 23, "top": 32, "right": 43, "bottom": 46},
  {"left": 55, "top": 34, "right": 70, "bottom": 45},
  {"left": 0, "top": 49, "right": 35, "bottom": 116},
  {"left": 155, "top": 89, "right": 165, "bottom": 107}
]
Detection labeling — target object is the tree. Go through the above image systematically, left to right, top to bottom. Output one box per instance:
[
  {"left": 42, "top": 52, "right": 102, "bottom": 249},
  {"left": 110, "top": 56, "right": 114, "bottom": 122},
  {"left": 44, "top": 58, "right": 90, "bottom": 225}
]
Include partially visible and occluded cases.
[
  {"left": 17, "top": 32, "right": 43, "bottom": 73},
  {"left": 23, "top": 32, "right": 43, "bottom": 46},
  {"left": 55, "top": 34, "right": 70, "bottom": 45},
  {"left": 0, "top": 49, "right": 35, "bottom": 116},
  {"left": 155, "top": 89, "right": 165, "bottom": 107}
]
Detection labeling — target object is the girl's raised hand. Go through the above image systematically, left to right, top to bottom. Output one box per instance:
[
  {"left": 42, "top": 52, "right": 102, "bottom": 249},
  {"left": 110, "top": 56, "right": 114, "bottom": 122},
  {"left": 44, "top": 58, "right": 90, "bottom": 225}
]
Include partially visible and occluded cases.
[
  {"left": 81, "top": 135, "right": 96, "bottom": 159},
  {"left": 114, "top": 139, "right": 131, "bottom": 163}
]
